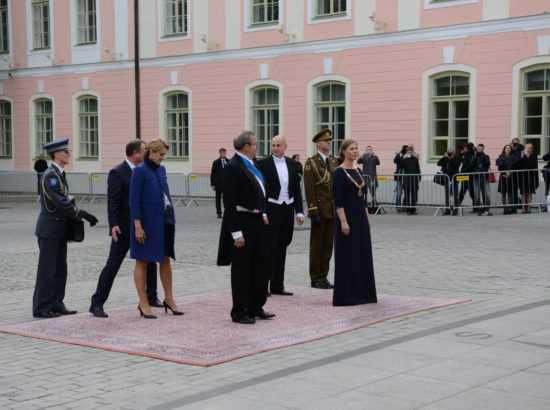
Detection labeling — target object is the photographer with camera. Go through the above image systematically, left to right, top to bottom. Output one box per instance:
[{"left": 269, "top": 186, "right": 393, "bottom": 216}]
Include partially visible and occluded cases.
[
  {"left": 509, "top": 138, "right": 524, "bottom": 213},
  {"left": 393, "top": 145, "right": 408, "bottom": 212},
  {"left": 398, "top": 146, "right": 421, "bottom": 215},
  {"left": 437, "top": 148, "right": 462, "bottom": 215}
]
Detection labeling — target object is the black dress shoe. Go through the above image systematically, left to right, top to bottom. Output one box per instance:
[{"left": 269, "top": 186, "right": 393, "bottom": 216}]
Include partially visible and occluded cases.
[
  {"left": 217, "top": 214, "right": 222, "bottom": 219},
  {"left": 322, "top": 280, "right": 334, "bottom": 289},
  {"left": 311, "top": 282, "right": 329, "bottom": 289},
  {"left": 271, "top": 289, "right": 293, "bottom": 296},
  {"left": 148, "top": 298, "right": 164, "bottom": 308},
  {"left": 89, "top": 306, "right": 109, "bottom": 318},
  {"left": 52, "top": 307, "right": 77, "bottom": 315},
  {"left": 251, "top": 310, "right": 276, "bottom": 320},
  {"left": 33, "top": 311, "right": 61, "bottom": 318},
  {"left": 232, "top": 316, "right": 255, "bottom": 324}
]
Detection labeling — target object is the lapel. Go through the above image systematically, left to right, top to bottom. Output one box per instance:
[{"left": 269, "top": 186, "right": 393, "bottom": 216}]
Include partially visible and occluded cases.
[
  {"left": 316, "top": 153, "right": 328, "bottom": 172},
  {"left": 236, "top": 155, "right": 264, "bottom": 198},
  {"left": 268, "top": 155, "right": 281, "bottom": 189},
  {"left": 284, "top": 156, "right": 294, "bottom": 187},
  {"left": 121, "top": 161, "right": 132, "bottom": 184},
  {"left": 50, "top": 164, "right": 69, "bottom": 193}
]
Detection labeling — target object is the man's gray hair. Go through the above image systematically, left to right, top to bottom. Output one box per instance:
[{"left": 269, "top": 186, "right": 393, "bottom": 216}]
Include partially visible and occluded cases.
[{"left": 234, "top": 130, "right": 255, "bottom": 150}]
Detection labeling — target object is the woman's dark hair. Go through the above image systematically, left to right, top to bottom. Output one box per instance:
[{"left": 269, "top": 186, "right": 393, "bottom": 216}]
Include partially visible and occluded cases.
[
  {"left": 339, "top": 139, "right": 358, "bottom": 161},
  {"left": 501, "top": 144, "right": 512, "bottom": 155},
  {"left": 400, "top": 145, "right": 408, "bottom": 155},
  {"left": 292, "top": 154, "right": 299, "bottom": 160}
]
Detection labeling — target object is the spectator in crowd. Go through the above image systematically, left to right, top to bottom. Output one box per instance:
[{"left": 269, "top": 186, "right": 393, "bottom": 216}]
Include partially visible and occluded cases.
[
  {"left": 510, "top": 137, "right": 525, "bottom": 212},
  {"left": 130, "top": 138, "right": 182, "bottom": 319},
  {"left": 457, "top": 142, "right": 476, "bottom": 211},
  {"left": 409, "top": 143, "right": 419, "bottom": 159},
  {"left": 518, "top": 143, "right": 539, "bottom": 214},
  {"left": 474, "top": 144, "right": 492, "bottom": 216},
  {"left": 496, "top": 144, "right": 519, "bottom": 215},
  {"left": 357, "top": 145, "right": 380, "bottom": 210},
  {"left": 393, "top": 145, "right": 408, "bottom": 212},
  {"left": 398, "top": 146, "right": 421, "bottom": 215},
  {"left": 211, "top": 148, "right": 228, "bottom": 218},
  {"left": 437, "top": 148, "right": 462, "bottom": 215},
  {"left": 543, "top": 151, "right": 550, "bottom": 201},
  {"left": 34, "top": 153, "right": 49, "bottom": 195},
  {"left": 291, "top": 154, "right": 303, "bottom": 177}
]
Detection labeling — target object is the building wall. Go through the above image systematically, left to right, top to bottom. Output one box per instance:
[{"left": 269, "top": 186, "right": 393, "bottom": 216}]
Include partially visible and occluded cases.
[{"left": 1, "top": 1, "right": 550, "bottom": 174}]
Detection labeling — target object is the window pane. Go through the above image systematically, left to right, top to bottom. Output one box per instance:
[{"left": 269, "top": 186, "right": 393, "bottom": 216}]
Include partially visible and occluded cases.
[
  {"left": 525, "top": 69, "right": 545, "bottom": 91},
  {"left": 453, "top": 76, "right": 469, "bottom": 95},
  {"left": 434, "top": 77, "right": 450, "bottom": 96},
  {"left": 332, "top": 84, "right": 345, "bottom": 101},
  {"left": 317, "top": 85, "right": 330, "bottom": 102},
  {"left": 524, "top": 97, "right": 542, "bottom": 116},
  {"left": 454, "top": 100, "right": 469, "bottom": 118},
  {"left": 433, "top": 102, "right": 448, "bottom": 119},
  {"left": 525, "top": 118, "right": 542, "bottom": 135},
  {"left": 454, "top": 119, "right": 468, "bottom": 139},
  {"left": 434, "top": 120, "right": 448, "bottom": 137},
  {"left": 434, "top": 139, "right": 447, "bottom": 156}
]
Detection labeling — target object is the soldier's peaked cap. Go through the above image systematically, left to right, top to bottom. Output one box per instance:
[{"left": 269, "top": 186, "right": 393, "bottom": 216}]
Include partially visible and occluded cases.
[
  {"left": 312, "top": 129, "right": 332, "bottom": 143},
  {"left": 44, "top": 139, "right": 70, "bottom": 154}
]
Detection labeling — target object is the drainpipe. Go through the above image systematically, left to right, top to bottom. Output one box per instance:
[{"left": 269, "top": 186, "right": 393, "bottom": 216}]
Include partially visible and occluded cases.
[{"left": 134, "top": 0, "right": 141, "bottom": 139}]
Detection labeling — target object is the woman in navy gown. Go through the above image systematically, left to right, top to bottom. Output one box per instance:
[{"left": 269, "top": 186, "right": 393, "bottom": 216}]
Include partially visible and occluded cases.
[{"left": 332, "top": 139, "right": 377, "bottom": 306}]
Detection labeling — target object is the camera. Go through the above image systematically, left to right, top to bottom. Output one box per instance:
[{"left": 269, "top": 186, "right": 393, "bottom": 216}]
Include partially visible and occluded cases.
[{"left": 512, "top": 143, "right": 519, "bottom": 148}]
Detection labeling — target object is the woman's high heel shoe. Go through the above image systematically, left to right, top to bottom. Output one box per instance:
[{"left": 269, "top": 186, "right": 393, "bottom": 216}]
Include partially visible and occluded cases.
[
  {"left": 163, "top": 301, "right": 184, "bottom": 316},
  {"left": 138, "top": 305, "right": 157, "bottom": 319}
]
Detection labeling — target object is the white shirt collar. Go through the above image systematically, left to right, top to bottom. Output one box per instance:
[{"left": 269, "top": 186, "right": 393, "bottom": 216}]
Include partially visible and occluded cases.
[
  {"left": 237, "top": 151, "right": 254, "bottom": 165},
  {"left": 318, "top": 151, "right": 328, "bottom": 161},
  {"left": 273, "top": 155, "right": 285, "bottom": 163},
  {"left": 125, "top": 159, "right": 136, "bottom": 170},
  {"left": 52, "top": 161, "right": 64, "bottom": 174}
]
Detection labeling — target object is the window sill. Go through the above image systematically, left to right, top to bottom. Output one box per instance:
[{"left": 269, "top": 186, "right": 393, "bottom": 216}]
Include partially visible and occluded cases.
[
  {"left": 75, "top": 42, "right": 98, "bottom": 47},
  {"left": 0, "top": 156, "right": 12, "bottom": 159},
  {"left": 77, "top": 157, "right": 99, "bottom": 161},
  {"left": 165, "top": 157, "right": 189, "bottom": 161}
]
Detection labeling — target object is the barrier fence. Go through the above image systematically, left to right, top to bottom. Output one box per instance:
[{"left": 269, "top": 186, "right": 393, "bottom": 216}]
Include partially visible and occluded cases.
[{"left": 2, "top": 169, "right": 548, "bottom": 215}]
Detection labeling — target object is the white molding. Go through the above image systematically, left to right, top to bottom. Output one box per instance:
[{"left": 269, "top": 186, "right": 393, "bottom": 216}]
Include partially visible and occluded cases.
[
  {"left": 26, "top": 0, "right": 55, "bottom": 68},
  {"left": 70, "top": 0, "right": 101, "bottom": 64},
  {"left": 114, "top": 0, "right": 129, "bottom": 60},
  {"left": 157, "top": 0, "right": 192, "bottom": 43},
  {"left": 243, "top": 0, "right": 283, "bottom": 32},
  {"left": 307, "top": 0, "right": 351, "bottom": 24},
  {"left": 424, "top": 0, "right": 479, "bottom": 10},
  {"left": 3, "top": 14, "right": 549, "bottom": 80},
  {"left": 538, "top": 35, "right": 550, "bottom": 56},
  {"left": 443, "top": 46, "right": 455, "bottom": 64},
  {"left": 511, "top": 56, "right": 550, "bottom": 142},
  {"left": 259, "top": 63, "right": 268, "bottom": 78},
  {"left": 421, "top": 64, "right": 477, "bottom": 167},
  {"left": 306, "top": 74, "right": 350, "bottom": 157},
  {"left": 244, "top": 79, "right": 284, "bottom": 139},
  {"left": 158, "top": 85, "right": 192, "bottom": 173},
  {"left": 72, "top": 89, "right": 101, "bottom": 170},
  {"left": 28, "top": 93, "right": 55, "bottom": 158}
]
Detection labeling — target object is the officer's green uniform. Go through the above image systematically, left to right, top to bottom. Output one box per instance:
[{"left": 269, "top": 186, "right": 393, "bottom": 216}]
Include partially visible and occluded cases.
[{"left": 303, "top": 130, "right": 339, "bottom": 285}]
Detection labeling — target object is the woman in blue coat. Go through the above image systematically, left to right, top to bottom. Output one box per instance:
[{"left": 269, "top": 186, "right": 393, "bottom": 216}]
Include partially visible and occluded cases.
[{"left": 130, "top": 138, "right": 183, "bottom": 319}]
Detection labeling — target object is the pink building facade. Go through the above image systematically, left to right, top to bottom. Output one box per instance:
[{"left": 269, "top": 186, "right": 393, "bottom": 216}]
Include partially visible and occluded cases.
[{"left": 0, "top": 0, "right": 549, "bottom": 174}]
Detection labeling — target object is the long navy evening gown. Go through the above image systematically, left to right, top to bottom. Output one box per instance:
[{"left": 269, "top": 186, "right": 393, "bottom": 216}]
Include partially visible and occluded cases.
[{"left": 332, "top": 167, "right": 377, "bottom": 306}]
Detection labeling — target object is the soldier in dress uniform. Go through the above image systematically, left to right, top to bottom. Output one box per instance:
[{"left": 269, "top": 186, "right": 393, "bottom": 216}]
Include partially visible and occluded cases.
[
  {"left": 303, "top": 129, "right": 339, "bottom": 289},
  {"left": 33, "top": 139, "right": 98, "bottom": 318}
]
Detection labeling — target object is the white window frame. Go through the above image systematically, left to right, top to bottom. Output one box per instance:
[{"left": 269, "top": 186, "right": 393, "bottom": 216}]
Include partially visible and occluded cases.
[
  {"left": 0, "top": 0, "right": 10, "bottom": 54},
  {"left": 26, "top": 0, "right": 54, "bottom": 67},
  {"left": 31, "top": 0, "right": 50, "bottom": 49},
  {"left": 70, "top": 0, "right": 100, "bottom": 64},
  {"left": 75, "top": 0, "right": 97, "bottom": 45},
  {"left": 158, "top": 0, "right": 191, "bottom": 42},
  {"left": 244, "top": 0, "right": 282, "bottom": 32},
  {"left": 307, "top": 0, "right": 351, "bottom": 25},
  {"left": 424, "top": 0, "right": 479, "bottom": 10},
  {"left": 422, "top": 64, "right": 477, "bottom": 166},
  {"left": 307, "top": 75, "right": 350, "bottom": 156},
  {"left": 245, "top": 79, "right": 284, "bottom": 139},
  {"left": 251, "top": 86, "right": 280, "bottom": 158},
  {"left": 72, "top": 90, "right": 100, "bottom": 164},
  {"left": 31, "top": 96, "right": 55, "bottom": 157},
  {"left": 0, "top": 98, "right": 12, "bottom": 158}
]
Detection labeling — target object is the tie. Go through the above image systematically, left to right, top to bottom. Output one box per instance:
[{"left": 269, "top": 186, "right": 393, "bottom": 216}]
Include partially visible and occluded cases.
[
  {"left": 325, "top": 157, "right": 330, "bottom": 170},
  {"left": 222, "top": 159, "right": 226, "bottom": 168},
  {"left": 243, "top": 159, "right": 265, "bottom": 185}
]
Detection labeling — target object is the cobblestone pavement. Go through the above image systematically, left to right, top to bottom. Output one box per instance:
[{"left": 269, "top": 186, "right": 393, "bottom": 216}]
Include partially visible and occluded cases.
[{"left": 1, "top": 200, "right": 549, "bottom": 409}]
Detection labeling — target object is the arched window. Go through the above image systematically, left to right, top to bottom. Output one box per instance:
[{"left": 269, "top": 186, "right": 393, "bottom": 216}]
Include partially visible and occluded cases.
[
  {"left": 521, "top": 65, "right": 550, "bottom": 156},
  {"left": 430, "top": 73, "right": 469, "bottom": 156},
  {"left": 315, "top": 82, "right": 345, "bottom": 153},
  {"left": 252, "top": 86, "right": 279, "bottom": 157},
  {"left": 165, "top": 91, "right": 189, "bottom": 158},
  {"left": 78, "top": 96, "right": 99, "bottom": 157},
  {"left": 35, "top": 98, "right": 53, "bottom": 156},
  {"left": 0, "top": 99, "right": 11, "bottom": 157}
]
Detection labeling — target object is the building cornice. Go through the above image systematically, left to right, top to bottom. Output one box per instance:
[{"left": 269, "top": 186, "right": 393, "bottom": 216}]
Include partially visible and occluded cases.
[{"left": 1, "top": 13, "right": 549, "bottom": 80}]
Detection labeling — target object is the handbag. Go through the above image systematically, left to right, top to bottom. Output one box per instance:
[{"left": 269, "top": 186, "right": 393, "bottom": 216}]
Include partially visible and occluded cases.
[
  {"left": 433, "top": 172, "right": 446, "bottom": 186},
  {"left": 487, "top": 172, "right": 496, "bottom": 183},
  {"left": 67, "top": 218, "right": 85, "bottom": 242}
]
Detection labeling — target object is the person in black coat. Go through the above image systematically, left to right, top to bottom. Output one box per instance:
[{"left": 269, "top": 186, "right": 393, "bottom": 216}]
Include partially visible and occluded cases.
[
  {"left": 217, "top": 131, "right": 273, "bottom": 325},
  {"left": 257, "top": 136, "right": 304, "bottom": 296},
  {"left": 33, "top": 139, "right": 98, "bottom": 318},
  {"left": 89, "top": 140, "right": 160, "bottom": 318},
  {"left": 457, "top": 142, "right": 476, "bottom": 209},
  {"left": 518, "top": 143, "right": 539, "bottom": 213},
  {"left": 473, "top": 144, "right": 492, "bottom": 215},
  {"left": 496, "top": 144, "right": 519, "bottom": 214},
  {"left": 398, "top": 146, "right": 421, "bottom": 215},
  {"left": 210, "top": 148, "right": 228, "bottom": 218},
  {"left": 437, "top": 148, "right": 462, "bottom": 215},
  {"left": 542, "top": 151, "right": 550, "bottom": 198},
  {"left": 34, "top": 154, "right": 49, "bottom": 195},
  {"left": 291, "top": 154, "right": 303, "bottom": 177}
]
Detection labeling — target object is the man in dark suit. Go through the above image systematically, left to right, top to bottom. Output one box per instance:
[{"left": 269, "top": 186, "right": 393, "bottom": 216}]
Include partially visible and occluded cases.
[
  {"left": 303, "top": 129, "right": 339, "bottom": 289},
  {"left": 217, "top": 131, "right": 274, "bottom": 324},
  {"left": 258, "top": 135, "right": 304, "bottom": 296},
  {"left": 33, "top": 139, "right": 98, "bottom": 318},
  {"left": 89, "top": 140, "right": 160, "bottom": 318},
  {"left": 211, "top": 148, "right": 228, "bottom": 218}
]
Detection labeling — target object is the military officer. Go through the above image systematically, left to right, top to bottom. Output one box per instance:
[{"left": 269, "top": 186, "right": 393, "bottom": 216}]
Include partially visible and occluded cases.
[
  {"left": 303, "top": 129, "right": 339, "bottom": 289},
  {"left": 33, "top": 139, "right": 98, "bottom": 318}
]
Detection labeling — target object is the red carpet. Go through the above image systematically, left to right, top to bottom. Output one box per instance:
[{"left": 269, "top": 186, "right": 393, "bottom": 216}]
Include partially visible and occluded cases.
[{"left": 0, "top": 287, "right": 468, "bottom": 366}]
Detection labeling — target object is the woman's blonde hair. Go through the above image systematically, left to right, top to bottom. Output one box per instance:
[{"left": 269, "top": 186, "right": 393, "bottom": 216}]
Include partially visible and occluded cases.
[
  {"left": 145, "top": 138, "right": 169, "bottom": 157},
  {"left": 339, "top": 139, "right": 358, "bottom": 161},
  {"left": 524, "top": 143, "right": 534, "bottom": 152}
]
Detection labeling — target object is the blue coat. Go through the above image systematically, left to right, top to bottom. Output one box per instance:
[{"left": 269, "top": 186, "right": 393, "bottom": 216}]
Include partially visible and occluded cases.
[{"left": 129, "top": 161, "right": 175, "bottom": 262}]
